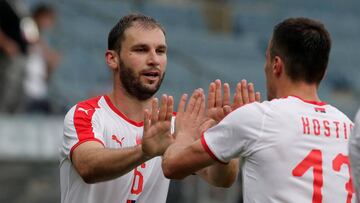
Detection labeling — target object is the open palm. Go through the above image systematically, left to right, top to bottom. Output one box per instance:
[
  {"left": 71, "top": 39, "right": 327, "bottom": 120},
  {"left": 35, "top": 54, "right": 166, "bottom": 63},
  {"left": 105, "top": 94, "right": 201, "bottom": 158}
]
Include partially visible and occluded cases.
[
  {"left": 206, "top": 79, "right": 261, "bottom": 123},
  {"left": 142, "top": 95, "right": 174, "bottom": 157}
]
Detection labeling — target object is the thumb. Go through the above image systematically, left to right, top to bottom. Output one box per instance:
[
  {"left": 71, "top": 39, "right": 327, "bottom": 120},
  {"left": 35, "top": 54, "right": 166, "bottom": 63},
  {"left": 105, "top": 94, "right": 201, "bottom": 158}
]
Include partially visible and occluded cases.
[
  {"left": 223, "top": 105, "right": 232, "bottom": 116},
  {"left": 143, "top": 109, "right": 150, "bottom": 134}
]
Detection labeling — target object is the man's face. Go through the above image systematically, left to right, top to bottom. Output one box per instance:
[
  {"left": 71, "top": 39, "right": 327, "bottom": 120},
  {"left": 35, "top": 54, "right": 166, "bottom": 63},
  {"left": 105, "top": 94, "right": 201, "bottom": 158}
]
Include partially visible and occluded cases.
[
  {"left": 117, "top": 25, "right": 167, "bottom": 100},
  {"left": 264, "top": 39, "right": 276, "bottom": 100}
]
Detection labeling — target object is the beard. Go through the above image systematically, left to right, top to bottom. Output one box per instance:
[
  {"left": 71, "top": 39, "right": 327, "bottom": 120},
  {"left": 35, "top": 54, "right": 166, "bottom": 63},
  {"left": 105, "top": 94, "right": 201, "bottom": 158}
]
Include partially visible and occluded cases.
[{"left": 119, "top": 59, "right": 165, "bottom": 101}]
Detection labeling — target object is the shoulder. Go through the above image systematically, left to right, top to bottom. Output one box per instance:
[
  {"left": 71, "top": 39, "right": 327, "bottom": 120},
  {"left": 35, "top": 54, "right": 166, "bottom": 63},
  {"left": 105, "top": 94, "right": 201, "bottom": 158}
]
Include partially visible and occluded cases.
[
  {"left": 64, "top": 96, "right": 104, "bottom": 125},
  {"left": 76, "top": 96, "right": 103, "bottom": 111},
  {"left": 215, "top": 101, "right": 271, "bottom": 133},
  {"left": 230, "top": 101, "right": 272, "bottom": 119},
  {"left": 326, "top": 105, "right": 354, "bottom": 124}
]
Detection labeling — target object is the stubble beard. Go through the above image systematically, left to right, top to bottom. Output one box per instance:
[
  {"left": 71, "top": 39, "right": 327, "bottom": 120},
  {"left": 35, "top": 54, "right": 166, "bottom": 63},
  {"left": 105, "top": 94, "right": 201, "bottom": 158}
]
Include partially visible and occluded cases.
[{"left": 119, "top": 59, "right": 165, "bottom": 101}]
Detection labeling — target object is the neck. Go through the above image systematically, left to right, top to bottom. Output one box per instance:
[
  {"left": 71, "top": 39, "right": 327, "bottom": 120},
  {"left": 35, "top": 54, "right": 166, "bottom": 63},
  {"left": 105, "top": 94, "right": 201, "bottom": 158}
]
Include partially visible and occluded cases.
[
  {"left": 276, "top": 80, "right": 321, "bottom": 102},
  {"left": 108, "top": 83, "right": 152, "bottom": 123}
]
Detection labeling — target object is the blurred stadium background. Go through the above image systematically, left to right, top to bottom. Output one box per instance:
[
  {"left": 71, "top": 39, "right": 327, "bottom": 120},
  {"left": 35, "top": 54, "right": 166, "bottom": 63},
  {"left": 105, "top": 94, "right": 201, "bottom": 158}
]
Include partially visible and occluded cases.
[{"left": 1, "top": 0, "right": 360, "bottom": 202}]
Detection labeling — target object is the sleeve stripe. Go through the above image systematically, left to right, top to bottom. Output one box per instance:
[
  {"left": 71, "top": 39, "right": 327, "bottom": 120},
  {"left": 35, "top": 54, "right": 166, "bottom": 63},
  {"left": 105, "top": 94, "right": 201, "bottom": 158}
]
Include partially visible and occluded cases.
[
  {"left": 70, "top": 97, "right": 103, "bottom": 160},
  {"left": 73, "top": 97, "right": 101, "bottom": 142},
  {"left": 200, "top": 134, "right": 228, "bottom": 165}
]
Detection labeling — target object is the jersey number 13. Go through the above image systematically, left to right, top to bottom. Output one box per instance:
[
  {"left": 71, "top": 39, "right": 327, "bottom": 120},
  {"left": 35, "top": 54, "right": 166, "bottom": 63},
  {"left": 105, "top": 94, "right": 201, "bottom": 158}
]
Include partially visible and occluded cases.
[{"left": 292, "top": 149, "right": 353, "bottom": 203}]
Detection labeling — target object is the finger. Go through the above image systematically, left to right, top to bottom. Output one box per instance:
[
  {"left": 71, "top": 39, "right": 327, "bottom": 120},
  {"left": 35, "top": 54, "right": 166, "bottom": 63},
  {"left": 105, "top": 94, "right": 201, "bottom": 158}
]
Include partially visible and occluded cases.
[
  {"left": 215, "top": 79, "right": 222, "bottom": 107},
  {"left": 241, "top": 79, "right": 249, "bottom": 104},
  {"left": 207, "top": 82, "right": 216, "bottom": 109},
  {"left": 233, "top": 82, "right": 243, "bottom": 108},
  {"left": 223, "top": 83, "right": 230, "bottom": 107},
  {"left": 248, "top": 83, "right": 255, "bottom": 103},
  {"left": 186, "top": 89, "right": 200, "bottom": 113},
  {"left": 192, "top": 89, "right": 204, "bottom": 117},
  {"left": 198, "top": 91, "right": 206, "bottom": 118},
  {"left": 255, "top": 92, "right": 261, "bottom": 102},
  {"left": 159, "top": 94, "right": 168, "bottom": 121},
  {"left": 177, "top": 94, "right": 188, "bottom": 115},
  {"left": 165, "top": 96, "right": 174, "bottom": 121},
  {"left": 151, "top": 97, "right": 159, "bottom": 124},
  {"left": 223, "top": 105, "right": 232, "bottom": 116},
  {"left": 143, "top": 109, "right": 150, "bottom": 132},
  {"left": 200, "top": 119, "right": 217, "bottom": 132}
]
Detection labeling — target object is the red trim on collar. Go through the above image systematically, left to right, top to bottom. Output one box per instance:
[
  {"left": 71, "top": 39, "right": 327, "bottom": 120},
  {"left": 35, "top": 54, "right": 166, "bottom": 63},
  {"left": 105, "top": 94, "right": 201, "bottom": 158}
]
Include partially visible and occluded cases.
[
  {"left": 104, "top": 95, "right": 144, "bottom": 127},
  {"left": 286, "top": 95, "right": 327, "bottom": 106}
]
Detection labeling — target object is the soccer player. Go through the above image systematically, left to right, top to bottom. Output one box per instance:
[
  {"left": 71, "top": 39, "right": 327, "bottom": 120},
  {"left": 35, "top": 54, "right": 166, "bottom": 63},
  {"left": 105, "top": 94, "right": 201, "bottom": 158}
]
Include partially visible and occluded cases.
[
  {"left": 59, "top": 14, "right": 255, "bottom": 203},
  {"left": 162, "top": 17, "right": 355, "bottom": 203},
  {"left": 350, "top": 110, "right": 360, "bottom": 200}
]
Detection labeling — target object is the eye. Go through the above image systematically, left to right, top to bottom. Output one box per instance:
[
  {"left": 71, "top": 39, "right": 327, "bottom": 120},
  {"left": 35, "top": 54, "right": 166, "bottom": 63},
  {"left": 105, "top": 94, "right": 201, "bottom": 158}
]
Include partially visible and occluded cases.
[
  {"left": 134, "top": 47, "right": 147, "bottom": 52},
  {"left": 156, "top": 48, "right": 167, "bottom": 55}
]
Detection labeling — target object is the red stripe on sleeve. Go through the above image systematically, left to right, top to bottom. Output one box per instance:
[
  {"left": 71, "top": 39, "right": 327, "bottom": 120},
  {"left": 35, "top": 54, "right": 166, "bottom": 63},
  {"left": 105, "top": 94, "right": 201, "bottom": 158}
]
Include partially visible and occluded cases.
[
  {"left": 70, "top": 96, "right": 105, "bottom": 158},
  {"left": 200, "top": 133, "right": 228, "bottom": 164}
]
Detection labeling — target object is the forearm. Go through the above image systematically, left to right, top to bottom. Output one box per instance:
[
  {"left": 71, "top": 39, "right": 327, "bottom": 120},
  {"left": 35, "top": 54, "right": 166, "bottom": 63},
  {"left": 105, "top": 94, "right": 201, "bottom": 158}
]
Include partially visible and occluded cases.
[
  {"left": 0, "top": 30, "right": 8, "bottom": 48},
  {"left": 162, "top": 140, "right": 215, "bottom": 179},
  {"left": 73, "top": 144, "right": 151, "bottom": 183},
  {"left": 198, "top": 158, "right": 239, "bottom": 188}
]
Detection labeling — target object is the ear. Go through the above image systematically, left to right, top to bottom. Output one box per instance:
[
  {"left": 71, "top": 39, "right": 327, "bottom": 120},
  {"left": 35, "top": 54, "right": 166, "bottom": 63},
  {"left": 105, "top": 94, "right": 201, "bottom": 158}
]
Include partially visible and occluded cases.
[
  {"left": 105, "top": 50, "right": 119, "bottom": 70},
  {"left": 272, "top": 56, "right": 284, "bottom": 78}
]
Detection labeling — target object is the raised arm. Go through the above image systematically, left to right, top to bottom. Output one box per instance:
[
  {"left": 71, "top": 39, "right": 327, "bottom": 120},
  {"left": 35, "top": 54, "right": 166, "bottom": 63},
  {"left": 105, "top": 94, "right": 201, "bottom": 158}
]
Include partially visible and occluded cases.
[
  {"left": 163, "top": 79, "right": 261, "bottom": 187},
  {"left": 71, "top": 95, "right": 174, "bottom": 183}
]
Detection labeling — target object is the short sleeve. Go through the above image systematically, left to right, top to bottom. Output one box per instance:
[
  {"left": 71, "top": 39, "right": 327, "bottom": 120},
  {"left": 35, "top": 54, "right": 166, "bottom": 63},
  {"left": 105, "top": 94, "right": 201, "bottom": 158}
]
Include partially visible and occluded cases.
[
  {"left": 61, "top": 101, "right": 105, "bottom": 161},
  {"left": 202, "top": 102, "right": 268, "bottom": 163}
]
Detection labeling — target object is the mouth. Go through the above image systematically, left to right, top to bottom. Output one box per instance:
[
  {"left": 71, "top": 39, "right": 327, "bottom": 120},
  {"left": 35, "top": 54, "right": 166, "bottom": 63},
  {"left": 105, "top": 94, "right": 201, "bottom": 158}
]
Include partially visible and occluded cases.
[{"left": 141, "top": 70, "right": 161, "bottom": 80}]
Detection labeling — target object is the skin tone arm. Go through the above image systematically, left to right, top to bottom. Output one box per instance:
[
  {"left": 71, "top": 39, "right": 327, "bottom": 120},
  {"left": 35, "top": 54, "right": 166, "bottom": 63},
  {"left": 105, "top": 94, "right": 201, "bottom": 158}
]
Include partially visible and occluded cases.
[
  {"left": 0, "top": 29, "right": 19, "bottom": 57},
  {"left": 196, "top": 79, "right": 260, "bottom": 187},
  {"left": 162, "top": 80, "right": 260, "bottom": 187},
  {"left": 72, "top": 94, "right": 174, "bottom": 184}
]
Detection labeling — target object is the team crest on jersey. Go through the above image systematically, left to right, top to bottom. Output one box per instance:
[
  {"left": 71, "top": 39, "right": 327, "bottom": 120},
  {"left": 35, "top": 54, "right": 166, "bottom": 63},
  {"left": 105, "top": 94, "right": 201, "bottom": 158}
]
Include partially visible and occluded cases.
[
  {"left": 314, "top": 107, "right": 326, "bottom": 113},
  {"left": 112, "top": 135, "right": 125, "bottom": 147}
]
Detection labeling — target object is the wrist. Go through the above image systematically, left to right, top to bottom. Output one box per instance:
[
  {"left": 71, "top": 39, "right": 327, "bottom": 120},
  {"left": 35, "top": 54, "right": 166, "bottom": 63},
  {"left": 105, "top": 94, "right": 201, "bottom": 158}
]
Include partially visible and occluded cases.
[
  {"left": 174, "top": 132, "right": 197, "bottom": 145},
  {"left": 139, "top": 144, "right": 154, "bottom": 161}
]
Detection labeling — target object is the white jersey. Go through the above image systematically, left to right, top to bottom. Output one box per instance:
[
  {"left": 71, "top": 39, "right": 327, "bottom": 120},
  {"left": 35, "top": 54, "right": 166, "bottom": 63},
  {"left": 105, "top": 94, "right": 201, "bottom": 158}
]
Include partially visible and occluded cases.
[
  {"left": 60, "top": 95, "right": 169, "bottom": 203},
  {"left": 202, "top": 96, "right": 355, "bottom": 203},
  {"left": 350, "top": 109, "right": 360, "bottom": 200}
]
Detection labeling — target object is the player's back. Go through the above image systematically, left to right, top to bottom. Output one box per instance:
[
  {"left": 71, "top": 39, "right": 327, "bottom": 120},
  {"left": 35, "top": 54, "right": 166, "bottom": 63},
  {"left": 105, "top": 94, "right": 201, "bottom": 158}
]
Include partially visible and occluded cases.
[{"left": 242, "top": 96, "right": 354, "bottom": 203}]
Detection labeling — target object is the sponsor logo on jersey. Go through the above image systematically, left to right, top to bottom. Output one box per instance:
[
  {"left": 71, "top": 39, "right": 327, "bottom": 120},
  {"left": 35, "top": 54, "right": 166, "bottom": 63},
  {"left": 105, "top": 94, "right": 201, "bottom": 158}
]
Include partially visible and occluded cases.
[{"left": 78, "top": 107, "right": 93, "bottom": 115}]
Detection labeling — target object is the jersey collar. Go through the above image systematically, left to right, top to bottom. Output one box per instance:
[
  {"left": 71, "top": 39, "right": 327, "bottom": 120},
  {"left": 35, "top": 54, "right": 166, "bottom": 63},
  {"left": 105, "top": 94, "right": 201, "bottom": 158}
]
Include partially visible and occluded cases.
[
  {"left": 104, "top": 95, "right": 144, "bottom": 127},
  {"left": 285, "top": 95, "right": 327, "bottom": 106}
]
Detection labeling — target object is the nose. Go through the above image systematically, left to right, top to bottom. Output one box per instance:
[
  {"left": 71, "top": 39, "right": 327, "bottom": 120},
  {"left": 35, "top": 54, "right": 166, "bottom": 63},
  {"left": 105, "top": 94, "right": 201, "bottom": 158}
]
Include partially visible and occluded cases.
[{"left": 147, "top": 49, "right": 160, "bottom": 67}]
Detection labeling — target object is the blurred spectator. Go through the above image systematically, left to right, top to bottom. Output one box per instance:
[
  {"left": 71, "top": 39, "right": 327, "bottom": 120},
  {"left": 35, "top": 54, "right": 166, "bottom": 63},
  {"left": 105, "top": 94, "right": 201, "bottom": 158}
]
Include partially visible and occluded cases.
[
  {"left": 0, "top": 0, "right": 37, "bottom": 113},
  {"left": 201, "top": 0, "right": 234, "bottom": 34},
  {"left": 24, "top": 3, "right": 61, "bottom": 114}
]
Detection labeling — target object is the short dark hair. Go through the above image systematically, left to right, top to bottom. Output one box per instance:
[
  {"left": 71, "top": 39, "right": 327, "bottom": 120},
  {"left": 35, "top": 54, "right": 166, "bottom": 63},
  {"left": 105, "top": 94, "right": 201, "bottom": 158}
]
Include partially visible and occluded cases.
[
  {"left": 108, "top": 13, "right": 165, "bottom": 51},
  {"left": 270, "top": 17, "right": 331, "bottom": 84}
]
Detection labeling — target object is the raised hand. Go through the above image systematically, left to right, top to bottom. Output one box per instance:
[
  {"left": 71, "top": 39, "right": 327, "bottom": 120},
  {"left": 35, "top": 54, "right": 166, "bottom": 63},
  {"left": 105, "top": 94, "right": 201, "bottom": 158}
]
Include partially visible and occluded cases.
[
  {"left": 206, "top": 79, "right": 261, "bottom": 124},
  {"left": 232, "top": 79, "right": 261, "bottom": 109},
  {"left": 174, "top": 89, "right": 209, "bottom": 143},
  {"left": 142, "top": 94, "right": 174, "bottom": 157}
]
